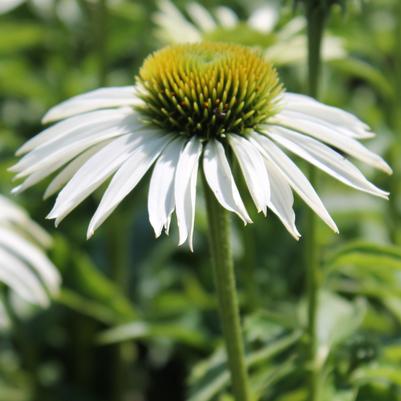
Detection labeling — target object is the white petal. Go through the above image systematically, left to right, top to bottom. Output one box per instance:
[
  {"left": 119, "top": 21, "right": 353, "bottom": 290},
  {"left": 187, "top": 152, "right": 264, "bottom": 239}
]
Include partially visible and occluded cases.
[
  {"left": 0, "top": 0, "right": 25, "bottom": 14},
  {"left": 153, "top": 0, "right": 201, "bottom": 44},
  {"left": 186, "top": 2, "right": 216, "bottom": 32},
  {"left": 248, "top": 4, "right": 278, "bottom": 33},
  {"left": 214, "top": 6, "right": 238, "bottom": 27},
  {"left": 276, "top": 17, "right": 305, "bottom": 40},
  {"left": 42, "top": 86, "right": 139, "bottom": 123},
  {"left": 281, "top": 92, "right": 372, "bottom": 138},
  {"left": 17, "top": 108, "right": 131, "bottom": 155},
  {"left": 271, "top": 111, "right": 392, "bottom": 174},
  {"left": 13, "top": 113, "right": 141, "bottom": 178},
  {"left": 266, "top": 126, "right": 389, "bottom": 199},
  {"left": 251, "top": 132, "right": 338, "bottom": 233},
  {"left": 47, "top": 133, "right": 146, "bottom": 224},
  {"left": 87, "top": 134, "right": 172, "bottom": 237},
  {"left": 228, "top": 134, "right": 269, "bottom": 214},
  {"left": 148, "top": 137, "right": 185, "bottom": 237},
  {"left": 174, "top": 137, "right": 202, "bottom": 250},
  {"left": 203, "top": 140, "right": 251, "bottom": 224},
  {"left": 44, "top": 142, "right": 109, "bottom": 199},
  {"left": 264, "top": 159, "right": 300, "bottom": 239},
  {"left": 0, "top": 197, "right": 51, "bottom": 248},
  {"left": 0, "top": 227, "right": 61, "bottom": 295},
  {"left": 0, "top": 248, "right": 48, "bottom": 306}
]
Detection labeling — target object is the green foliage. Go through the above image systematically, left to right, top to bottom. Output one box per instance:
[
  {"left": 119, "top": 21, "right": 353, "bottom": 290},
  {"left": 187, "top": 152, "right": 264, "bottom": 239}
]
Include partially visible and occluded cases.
[{"left": 0, "top": 0, "right": 400, "bottom": 400}]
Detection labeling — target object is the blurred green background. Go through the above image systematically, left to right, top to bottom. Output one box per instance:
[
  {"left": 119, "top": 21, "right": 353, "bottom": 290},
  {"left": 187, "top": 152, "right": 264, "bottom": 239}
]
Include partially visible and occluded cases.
[{"left": 1, "top": 0, "right": 401, "bottom": 400}]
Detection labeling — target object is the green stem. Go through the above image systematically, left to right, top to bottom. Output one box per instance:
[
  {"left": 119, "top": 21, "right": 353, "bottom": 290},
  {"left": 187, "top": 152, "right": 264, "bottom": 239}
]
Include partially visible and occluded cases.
[
  {"left": 96, "top": 0, "right": 108, "bottom": 86},
  {"left": 305, "top": 3, "right": 326, "bottom": 401},
  {"left": 203, "top": 178, "right": 252, "bottom": 401}
]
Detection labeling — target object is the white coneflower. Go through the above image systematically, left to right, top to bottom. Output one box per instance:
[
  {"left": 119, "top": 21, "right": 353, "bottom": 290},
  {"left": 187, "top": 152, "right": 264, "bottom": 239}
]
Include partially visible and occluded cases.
[
  {"left": 153, "top": 0, "right": 345, "bottom": 65},
  {"left": 12, "top": 43, "right": 391, "bottom": 250},
  {"left": 0, "top": 195, "right": 60, "bottom": 307}
]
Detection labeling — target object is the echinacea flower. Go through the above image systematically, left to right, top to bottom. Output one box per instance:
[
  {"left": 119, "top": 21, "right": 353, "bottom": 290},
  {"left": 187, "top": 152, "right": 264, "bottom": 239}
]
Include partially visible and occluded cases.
[
  {"left": 153, "top": 0, "right": 345, "bottom": 65},
  {"left": 12, "top": 43, "right": 391, "bottom": 250},
  {"left": 0, "top": 195, "right": 60, "bottom": 306}
]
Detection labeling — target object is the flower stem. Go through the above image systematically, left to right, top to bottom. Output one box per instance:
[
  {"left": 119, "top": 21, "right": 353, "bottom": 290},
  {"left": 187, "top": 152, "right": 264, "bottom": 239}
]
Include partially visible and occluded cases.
[
  {"left": 96, "top": 0, "right": 108, "bottom": 86},
  {"left": 305, "top": 2, "right": 326, "bottom": 401},
  {"left": 203, "top": 178, "right": 252, "bottom": 401}
]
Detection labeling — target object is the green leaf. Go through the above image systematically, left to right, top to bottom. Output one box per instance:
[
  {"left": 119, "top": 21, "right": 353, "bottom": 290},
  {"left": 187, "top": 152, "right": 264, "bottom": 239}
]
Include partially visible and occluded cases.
[
  {"left": 0, "top": 22, "right": 45, "bottom": 53},
  {"left": 329, "top": 58, "right": 394, "bottom": 99},
  {"left": 52, "top": 237, "right": 136, "bottom": 322},
  {"left": 327, "top": 241, "right": 401, "bottom": 273},
  {"left": 69, "top": 252, "right": 137, "bottom": 322},
  {"left": 300, "top": 291, "right": 366, "bottom": 366},
  {"left": 96, "top": 320, "right": 207, "bottom": 348},
  {"left": 188, "top": 331, "right": 301, "bottom": 401},
  {"left": 353, "top": 364, "right": 401, "bottom": 387}
]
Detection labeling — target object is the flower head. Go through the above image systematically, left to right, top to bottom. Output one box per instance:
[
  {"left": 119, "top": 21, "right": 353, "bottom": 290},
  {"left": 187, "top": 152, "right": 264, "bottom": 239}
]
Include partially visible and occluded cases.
[
  {"left": 12, "top": 43, "right": 391, "bottom": 250},
  {"left": 136, "top": 43, "right": 282, "bottom": 139},
  {"left": 0, "top": 195, "right": 60, "bottom": 306}
]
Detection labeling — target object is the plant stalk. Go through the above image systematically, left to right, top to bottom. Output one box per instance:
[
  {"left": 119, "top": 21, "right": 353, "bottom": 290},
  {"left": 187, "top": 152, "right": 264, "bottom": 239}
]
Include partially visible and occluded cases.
[
  {"left": 305, "top": 2, "right": 326, "bottom": 401},
  {"left": 203, "top": 177, "right": 252, "bottom": 401}
]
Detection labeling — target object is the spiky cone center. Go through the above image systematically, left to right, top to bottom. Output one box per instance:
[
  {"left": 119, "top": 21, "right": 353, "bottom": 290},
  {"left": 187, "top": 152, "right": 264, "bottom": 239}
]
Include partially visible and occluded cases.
[{"left": 136, "top": 43, "right": 283, "bottom": 139}]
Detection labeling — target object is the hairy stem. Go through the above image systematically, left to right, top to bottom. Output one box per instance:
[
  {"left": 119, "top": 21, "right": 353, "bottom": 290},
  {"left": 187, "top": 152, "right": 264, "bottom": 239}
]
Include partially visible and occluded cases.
[{"left": 203, "top": 177, "right": 252, "bottom": 401}]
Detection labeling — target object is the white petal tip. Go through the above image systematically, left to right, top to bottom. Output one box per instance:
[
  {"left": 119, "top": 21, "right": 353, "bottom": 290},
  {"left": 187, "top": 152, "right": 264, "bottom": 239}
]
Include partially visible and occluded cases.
[
  {"left": 41, "top": 114, "right": 53, "bottom": 125},
  {"left": 8, "top": 165, "right": 19, "bottom": 173},
  {"left": 383, "top": 165, "right": 393, "bottom": 175},
  {"left": 11, "top": 186, "right": 22, "bottom": 194},
  {"left": 153, "top": 228, "right": 162, "bottom": 238},
  {"left": 86, "top": 230, "right": 94, "bottom": 240}
]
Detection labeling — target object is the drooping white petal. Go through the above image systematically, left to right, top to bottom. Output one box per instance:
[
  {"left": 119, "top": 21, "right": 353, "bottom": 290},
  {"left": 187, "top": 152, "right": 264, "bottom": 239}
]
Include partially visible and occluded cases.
[
  {"left": 0, "top": 0, "right": 25, "bottom": 14},
  {"left": 153, "top": 0, "right": 201, "bottom": 44},
  {"left": 186, "top": 2, "right": 216, "bottom": 32},
  {"left": 248, "top": 4, "right": 278, "bottom": 33},
  {"left": 215, "top": 6, "right": 238, "bottom": 27},
  {"left": 276, "top": 17, "right": 305, "bottom": 40},
  {"left": 42, "top": 86, "right": 139, "bottom": 123},
  {"left": 281, "top": 92, "right": 372, "bottom": 137},
  {"left": 17, "top": 108, "right": 132, "bottom": 155},
  {"left": 271, "top": 111, "right": 392, "bottom": 174},
  {"left": 13, "top": 113, "right": 142, "bottom": 178},
  {"left": 265, "top": 126, "right": 389, "bottom": 199},
  {"left": 251, "top": 132, "right": 338, "bottom": 233},
  {"left": 47, "top": 133, "right": 148, "bottom": 225},
  {"left": 87, "top": 134, "right": 172, "bottom": 237},
  {"left": 228, "top": 134, "right": 269, "bottom": 214},
  {"left": 148, "top": 137, "right": 185, "bottom": 237},
  {"left": 174, "top": 137, "right": 202, "bottom": 250},
  {"left": 203, "top": 140, "right": 251, "bottom": 224},
  {"left": 44, "top": 142, "right": 109, "bottom": 199},
  {"left": 263, "top": 159, "right": 300, "bottom": 239},
  {"left": 0, "top": 196, "right": 51, "bottom": 247},
  {"left": 0, "top": 227, "right": 61, "bottom": 295},
  {"left": 0, "top": 248, "right": 49, "bottom": 306}
]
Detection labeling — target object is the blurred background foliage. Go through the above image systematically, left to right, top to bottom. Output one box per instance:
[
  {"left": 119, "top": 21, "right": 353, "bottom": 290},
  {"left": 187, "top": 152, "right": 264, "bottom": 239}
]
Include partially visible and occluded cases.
[{"left": 0, "top": 0, "right": 401, "bottom": 400}]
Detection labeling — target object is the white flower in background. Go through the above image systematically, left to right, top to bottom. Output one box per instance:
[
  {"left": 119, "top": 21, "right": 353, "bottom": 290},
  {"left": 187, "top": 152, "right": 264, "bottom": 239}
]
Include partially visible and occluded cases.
[
  {"left": 0, "top": 0, "right": 81, "bottom": 26},
  {"left": 0, "top": 0, "right": 25, "bottom": 13},
  {"left": 153, "top": 0, "right": 345, "bottom": 65},
  {"left": 12, "top": 43, "right": 390, "bottom": 250},
  {"left": 0, "top": 195, "right": 60, "bottom": 307}
]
